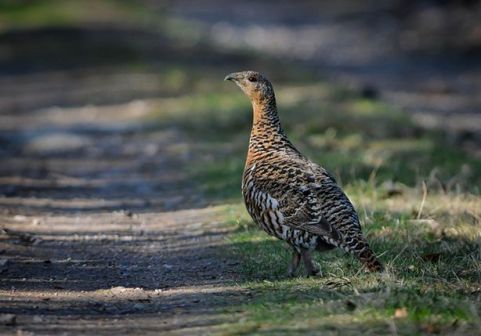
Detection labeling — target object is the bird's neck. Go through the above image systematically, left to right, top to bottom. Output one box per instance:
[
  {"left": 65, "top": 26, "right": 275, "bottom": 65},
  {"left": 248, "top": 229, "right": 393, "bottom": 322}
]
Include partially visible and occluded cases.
[
  {"left": 251, "top": 94, "right": 280, "bottom": 127},
  {"left": 246, "top": 95, "right": 294, "bottom": 167}
]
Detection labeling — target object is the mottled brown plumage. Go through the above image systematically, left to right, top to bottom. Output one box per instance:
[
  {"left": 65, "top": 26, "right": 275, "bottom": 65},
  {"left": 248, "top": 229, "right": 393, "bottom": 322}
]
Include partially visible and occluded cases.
[{"left": 225, "top": 71, "right": 383, "bottom": 276}]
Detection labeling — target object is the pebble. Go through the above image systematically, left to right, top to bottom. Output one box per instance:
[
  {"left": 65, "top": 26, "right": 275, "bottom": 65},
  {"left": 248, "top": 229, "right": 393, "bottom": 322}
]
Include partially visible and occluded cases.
[
  {"left": 0, "top": 259, "right": 8, "bottom": 273},
  {"left": 110, "top": 286, "right": 128, "bottom": 294},
  {"left": 133, "top": 303, "right": 145, "bottom": 310},
  {"left": 0, "top": 314, "right": 16, "bottom": 326}
]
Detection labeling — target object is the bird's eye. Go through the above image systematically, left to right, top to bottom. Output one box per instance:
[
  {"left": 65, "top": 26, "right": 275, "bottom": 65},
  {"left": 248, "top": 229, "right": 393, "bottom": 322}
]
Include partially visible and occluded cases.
[{"left": 247, "top": 76, "right": 257, "bottom": 82}]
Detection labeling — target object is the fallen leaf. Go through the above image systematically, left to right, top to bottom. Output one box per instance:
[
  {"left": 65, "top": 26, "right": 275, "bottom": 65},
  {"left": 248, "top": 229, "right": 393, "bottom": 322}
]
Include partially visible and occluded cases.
[
  {"left": 394, "top": 307, "right": 408, "bottom": 319},
  {"left": 421, "top": 323, "right": 440, "bottom": 333}
]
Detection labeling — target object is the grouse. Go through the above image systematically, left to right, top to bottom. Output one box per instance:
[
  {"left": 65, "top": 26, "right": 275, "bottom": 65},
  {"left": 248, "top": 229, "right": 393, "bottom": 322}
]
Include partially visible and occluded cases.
[{"left": 225, "top": 71, "right": 383, "bottom": 276}]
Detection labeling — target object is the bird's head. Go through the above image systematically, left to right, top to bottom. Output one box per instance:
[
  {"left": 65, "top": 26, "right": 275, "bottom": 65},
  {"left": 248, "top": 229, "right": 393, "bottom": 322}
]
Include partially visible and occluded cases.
[{"left": 224, "top": 71, "right": 274, "bottom": 104}]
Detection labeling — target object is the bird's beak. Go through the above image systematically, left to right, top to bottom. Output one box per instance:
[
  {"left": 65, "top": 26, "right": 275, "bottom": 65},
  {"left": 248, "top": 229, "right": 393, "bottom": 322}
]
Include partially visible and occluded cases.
[{"left": 224, "top": 73, "right": 239, "bottom": 82}]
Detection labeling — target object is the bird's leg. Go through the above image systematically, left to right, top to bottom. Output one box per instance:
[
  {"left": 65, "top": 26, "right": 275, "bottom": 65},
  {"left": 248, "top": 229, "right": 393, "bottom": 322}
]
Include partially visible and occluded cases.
[
  {"left": 287, "top": 248, "right": 301, "bottom": 277},
  {"left": 301, "top": 249, "right": 321, "bottom": 276}
]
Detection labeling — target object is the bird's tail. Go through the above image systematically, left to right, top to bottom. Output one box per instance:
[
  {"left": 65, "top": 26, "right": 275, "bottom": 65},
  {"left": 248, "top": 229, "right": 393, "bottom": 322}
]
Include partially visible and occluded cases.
[
  {"left": 319, "top": 235, "right": 383, "bottom": 272},
  {"left": 357, "top": 248, "right": 383, "bottom": 272}
]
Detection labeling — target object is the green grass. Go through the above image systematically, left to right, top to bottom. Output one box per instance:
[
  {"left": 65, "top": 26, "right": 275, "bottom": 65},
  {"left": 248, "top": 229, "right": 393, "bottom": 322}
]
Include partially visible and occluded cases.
[{"left": 214, "top": 192, "right": 481, "bottom": 335}]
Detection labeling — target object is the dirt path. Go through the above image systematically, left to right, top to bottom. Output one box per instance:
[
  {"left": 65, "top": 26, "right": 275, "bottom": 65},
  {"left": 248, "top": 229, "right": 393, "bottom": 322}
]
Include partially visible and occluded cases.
[{"left": 0, "top": 72, "right": 244, "bottom": 335}]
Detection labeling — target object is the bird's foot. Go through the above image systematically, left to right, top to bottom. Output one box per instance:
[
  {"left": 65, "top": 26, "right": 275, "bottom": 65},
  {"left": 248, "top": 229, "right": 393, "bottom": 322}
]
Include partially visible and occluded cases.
[
  {"left": 287, "top": 250, "right": 301, "bottom": 278},
  {"left": 301, "top": 250, "right": 322, "bottom": 277},
  {"left": 306, "top": 262, "right": 322, "bottom": 277}
]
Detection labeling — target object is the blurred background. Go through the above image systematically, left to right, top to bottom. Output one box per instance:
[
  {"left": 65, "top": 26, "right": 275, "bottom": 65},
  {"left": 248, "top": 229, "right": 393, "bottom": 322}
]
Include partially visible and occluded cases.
[
  {"left": 1, "top": 0, "right": 480, "bottom": 210},
  {"left": 1, "top": 2, "right": 481, "bottom": 333}
]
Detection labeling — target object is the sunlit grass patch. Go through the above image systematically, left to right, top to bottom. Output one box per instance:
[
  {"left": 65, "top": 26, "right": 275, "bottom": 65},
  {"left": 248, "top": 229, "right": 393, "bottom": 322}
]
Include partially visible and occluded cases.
[
  {"left": 214, "top": 168, "right": 480, "bottom": 334},
  {"left": 218, "top": 189, "right": 481, "bottom": 335}
]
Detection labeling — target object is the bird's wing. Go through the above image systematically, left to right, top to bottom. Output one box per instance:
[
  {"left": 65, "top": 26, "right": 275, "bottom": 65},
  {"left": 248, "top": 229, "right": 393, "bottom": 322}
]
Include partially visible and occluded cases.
[
  {"left": 245, "top": 159, "right": 380, "bottom": 270},
  {"left": 246, "top": 163, "right": 348, "bottom": 242},
  {"left": 279, "top": 178, "right": 343, "bottom": 240}
]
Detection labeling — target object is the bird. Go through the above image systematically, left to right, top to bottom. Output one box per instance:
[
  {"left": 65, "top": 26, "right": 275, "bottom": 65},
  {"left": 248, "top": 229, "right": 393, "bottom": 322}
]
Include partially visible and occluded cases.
[{"left": 224, "top": 70, "right": 383, "bottom": 276}]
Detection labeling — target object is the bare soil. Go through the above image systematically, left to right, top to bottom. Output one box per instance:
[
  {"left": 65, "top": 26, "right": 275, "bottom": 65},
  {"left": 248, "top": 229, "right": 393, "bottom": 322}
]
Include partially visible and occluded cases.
[{"left": 0, "top": 74, "right": 245, "bottom": 335}]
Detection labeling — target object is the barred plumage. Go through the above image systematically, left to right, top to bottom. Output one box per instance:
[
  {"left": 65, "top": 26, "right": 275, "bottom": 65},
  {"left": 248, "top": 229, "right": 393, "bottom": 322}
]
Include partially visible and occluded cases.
[{"left": 225, "top": 71, "right": 383, "bottom": 276}]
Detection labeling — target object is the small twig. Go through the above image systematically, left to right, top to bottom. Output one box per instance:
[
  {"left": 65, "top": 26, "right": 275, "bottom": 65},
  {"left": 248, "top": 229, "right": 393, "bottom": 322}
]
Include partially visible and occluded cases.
[
  {"left": 368, "top": 160, "right": 383, "bottom": 188},
  {"left": 416, "top": 181, "right": 428, "bottom": 220},
  {"left": 467, "top": 210, "right": 481, "bottom": 224},
  {"left": 390, "top": 244, "right": 409, "bottom": 265},
  {"left": 376, "top": 249, "right": 389, "bottom": 259}
]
